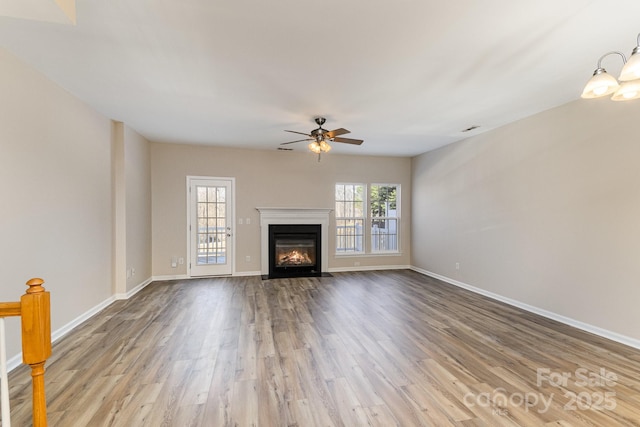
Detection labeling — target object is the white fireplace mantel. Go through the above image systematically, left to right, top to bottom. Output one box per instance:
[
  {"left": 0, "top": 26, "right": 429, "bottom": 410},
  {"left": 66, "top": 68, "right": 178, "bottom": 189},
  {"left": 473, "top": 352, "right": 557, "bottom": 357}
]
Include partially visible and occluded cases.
[{"left": 256, "top": 207, "right": 332, "bottom": 275}]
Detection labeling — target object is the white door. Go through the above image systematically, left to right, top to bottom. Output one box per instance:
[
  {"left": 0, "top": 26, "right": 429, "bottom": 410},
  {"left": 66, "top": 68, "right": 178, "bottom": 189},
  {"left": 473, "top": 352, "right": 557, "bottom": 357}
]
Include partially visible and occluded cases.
[{"left": 189, "top": 178, "right": 234, "bottom": 276}]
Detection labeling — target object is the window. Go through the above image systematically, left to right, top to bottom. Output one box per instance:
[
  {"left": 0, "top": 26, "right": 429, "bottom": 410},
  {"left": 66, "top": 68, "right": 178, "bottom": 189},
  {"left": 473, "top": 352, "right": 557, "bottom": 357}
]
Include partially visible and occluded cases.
[
  {"left": 335, "top": 183, "right": 401, "bottom": 254},
  {"left": 335, "top": 184, "right": 365, "bottom": 253},
  {"left": 370, "top": 184, "right": 399, "bottom": 252}
]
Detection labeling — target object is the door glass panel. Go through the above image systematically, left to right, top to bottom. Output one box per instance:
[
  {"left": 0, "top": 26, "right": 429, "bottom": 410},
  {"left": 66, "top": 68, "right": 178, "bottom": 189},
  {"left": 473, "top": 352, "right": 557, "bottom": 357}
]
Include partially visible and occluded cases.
[{"left": 196, "top": 185, "right": 227, "bottom": 265}]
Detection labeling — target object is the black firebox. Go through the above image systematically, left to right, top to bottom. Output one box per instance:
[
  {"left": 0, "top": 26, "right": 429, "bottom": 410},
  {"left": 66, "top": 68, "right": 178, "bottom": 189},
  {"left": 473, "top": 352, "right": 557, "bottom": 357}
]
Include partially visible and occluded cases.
[{"left": 268, "top": 224, "right": 321, "bottom": 278}]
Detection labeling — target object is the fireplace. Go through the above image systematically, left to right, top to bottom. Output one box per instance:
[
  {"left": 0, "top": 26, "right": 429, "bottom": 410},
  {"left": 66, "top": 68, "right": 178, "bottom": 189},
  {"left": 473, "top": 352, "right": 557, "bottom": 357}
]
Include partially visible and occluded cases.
[
  {"left": 257, "top": 207, "right": 331, "bottom": 278},
  {"left": 269, "top": 224, "right": 321, "bottom": 278}
]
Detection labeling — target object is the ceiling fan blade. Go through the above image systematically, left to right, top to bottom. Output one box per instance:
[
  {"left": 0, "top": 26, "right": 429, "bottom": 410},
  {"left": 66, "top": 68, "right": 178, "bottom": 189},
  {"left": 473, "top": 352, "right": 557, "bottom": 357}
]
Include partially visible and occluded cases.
[
  {"left": 326, "top": 128, "right": 350, "bottom": 138},
  {"left": 284, "top": 130, "right": 311, "bottom": 137},
  {"left": 333, "top": 137, "right": 363, "bottom": 145},
  {"left": 280, "top": 138, "right": 313, "bottom": 145}
]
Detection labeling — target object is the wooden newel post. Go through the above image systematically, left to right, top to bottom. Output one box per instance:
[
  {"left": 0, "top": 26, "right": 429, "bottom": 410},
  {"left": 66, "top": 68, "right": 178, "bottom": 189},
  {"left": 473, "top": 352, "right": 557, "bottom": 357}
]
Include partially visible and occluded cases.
[{"left": 21, "top": 278, "right": 51, "bottom": 427}]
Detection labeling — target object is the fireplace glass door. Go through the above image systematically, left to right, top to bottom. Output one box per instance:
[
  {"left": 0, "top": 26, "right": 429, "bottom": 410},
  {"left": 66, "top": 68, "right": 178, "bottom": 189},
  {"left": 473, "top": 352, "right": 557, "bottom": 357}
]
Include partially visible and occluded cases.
[
  {"left": 268, "top": 224, "right": 321, "bottom": 278},
  {"left": 275, "top": 237, "right": 316, "bottom": 267}
]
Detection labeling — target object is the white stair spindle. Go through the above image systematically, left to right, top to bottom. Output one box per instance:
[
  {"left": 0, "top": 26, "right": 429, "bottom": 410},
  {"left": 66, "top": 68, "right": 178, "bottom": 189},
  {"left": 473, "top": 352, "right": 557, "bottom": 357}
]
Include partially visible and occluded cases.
[{"left": 0, "top": 317, "right": 11, "bottom": 427}]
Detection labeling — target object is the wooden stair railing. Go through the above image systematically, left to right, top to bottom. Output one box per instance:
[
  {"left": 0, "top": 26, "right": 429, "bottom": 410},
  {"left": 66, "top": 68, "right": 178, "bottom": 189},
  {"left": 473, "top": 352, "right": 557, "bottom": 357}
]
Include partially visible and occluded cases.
[{"left": 0, "top": 278, "right": 52, "bottom": 427}]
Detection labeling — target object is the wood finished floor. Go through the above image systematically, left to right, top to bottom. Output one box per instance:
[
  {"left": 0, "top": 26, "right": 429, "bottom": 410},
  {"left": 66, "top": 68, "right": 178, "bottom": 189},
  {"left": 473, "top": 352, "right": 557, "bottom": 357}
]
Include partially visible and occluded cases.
[{"left": 5, "top": 270, "right": 640, "bottom": 426}]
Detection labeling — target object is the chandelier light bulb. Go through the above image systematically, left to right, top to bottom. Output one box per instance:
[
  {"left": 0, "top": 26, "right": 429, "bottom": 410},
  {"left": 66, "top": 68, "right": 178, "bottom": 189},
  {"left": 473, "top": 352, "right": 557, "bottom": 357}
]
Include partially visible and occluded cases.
[
  {"left": 619, "top": 34, "right": 640, "bottom": 81},
  {"left": 619, "top": 52, "right": 640, "bottom": 81},
  {"left": 581, "top": 68, "right": 620, "bottom": 98},
  {"left": 612, "top": 80, "right": 640, "bottom": 101}
]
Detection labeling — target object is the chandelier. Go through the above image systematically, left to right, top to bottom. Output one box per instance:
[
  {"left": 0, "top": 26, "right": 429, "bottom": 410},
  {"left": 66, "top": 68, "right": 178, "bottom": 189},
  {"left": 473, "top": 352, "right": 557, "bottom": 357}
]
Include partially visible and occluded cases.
[{"left": 581, "top": 33, "right": 640, "bottom": 101}]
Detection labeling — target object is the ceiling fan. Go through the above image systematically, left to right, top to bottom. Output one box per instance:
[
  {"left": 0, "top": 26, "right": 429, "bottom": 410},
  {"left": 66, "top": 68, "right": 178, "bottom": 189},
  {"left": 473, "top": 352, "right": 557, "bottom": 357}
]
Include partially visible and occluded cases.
[{"left": 280, "top": 117, "right": 363, "bottom": 160}]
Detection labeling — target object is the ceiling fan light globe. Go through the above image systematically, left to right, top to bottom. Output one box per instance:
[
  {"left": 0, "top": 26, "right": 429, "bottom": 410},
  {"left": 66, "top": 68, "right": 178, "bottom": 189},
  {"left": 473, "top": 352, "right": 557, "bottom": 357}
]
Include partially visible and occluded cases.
[
  {"left": 581, "top": 69, "right": 619, "bottom": 98},
  {"left": 319, "top": 140, "right": 331, "bottom": 152},
  {"left": 308, "top": 142, "right": 321, "bottom": 154}
]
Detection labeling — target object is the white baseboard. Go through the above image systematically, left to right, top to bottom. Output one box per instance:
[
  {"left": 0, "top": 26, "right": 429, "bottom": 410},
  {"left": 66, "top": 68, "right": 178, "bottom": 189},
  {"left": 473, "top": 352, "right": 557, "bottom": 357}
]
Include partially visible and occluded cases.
[
  {"left": 329, "top": 264, "right": 411, "bottom": 273},
  {"left": 410, "top": 266, "right": 640, "bottom": 351},
  {"left": 233, "top": 270, "right": 262, "bottom": 277},
  {"left": 153, "top": 271, "right": 262, "bottom": 280},
  {"left": 151, "top": 274, "right": 189, "bottom": 281},
  {"left": 8, "top": 276, "right": 154, "bottom": 373},
  {"left": 114, "top": 277, "right": 153, "bottom": 300},
  {"left": 6, "top": 293, "right": 118, "bottom": 372},
  {"left": 50, "top": 296, "right": 115, "bottom": 344},
  {"left": 6, "top": 354, "right": 22, "bottom": 373}
]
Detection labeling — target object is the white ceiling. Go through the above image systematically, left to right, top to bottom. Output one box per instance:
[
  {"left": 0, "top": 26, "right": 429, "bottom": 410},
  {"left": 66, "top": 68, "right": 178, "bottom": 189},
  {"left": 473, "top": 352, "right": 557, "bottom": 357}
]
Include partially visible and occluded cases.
[{"left": 1, "top": 0, "right": 639, "bottom": 157}]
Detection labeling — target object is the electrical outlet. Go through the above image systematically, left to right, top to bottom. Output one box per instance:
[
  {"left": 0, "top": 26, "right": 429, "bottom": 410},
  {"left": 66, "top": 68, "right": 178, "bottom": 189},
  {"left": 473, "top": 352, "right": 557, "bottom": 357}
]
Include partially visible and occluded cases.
[
  {"left": 246, "top": 218, "right": 251, "bottom": 225},
  {"left": 245, "top": 255, "right": 251, "bottom": 263},
  {"left": 456, "top": 262, "right": 460, "bottom": 270}
]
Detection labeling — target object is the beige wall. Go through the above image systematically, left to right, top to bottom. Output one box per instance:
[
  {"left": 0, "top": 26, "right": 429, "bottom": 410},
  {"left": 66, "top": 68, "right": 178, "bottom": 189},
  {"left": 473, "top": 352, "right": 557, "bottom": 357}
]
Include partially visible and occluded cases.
[
  {"left": 0, "top": 48, "right": 114, "bottom": 358},
  {"left": 411, "top": 98, "right": 640, "bottom": 342},
  {"left": 113, "top": 122, "right": 152, "bottom": 295},
  {"left": 124, "top": 125, "right": 152, "bottom": 292},
  {"left": 151, "top": 143, "right": 411, "bottom": 276}
]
